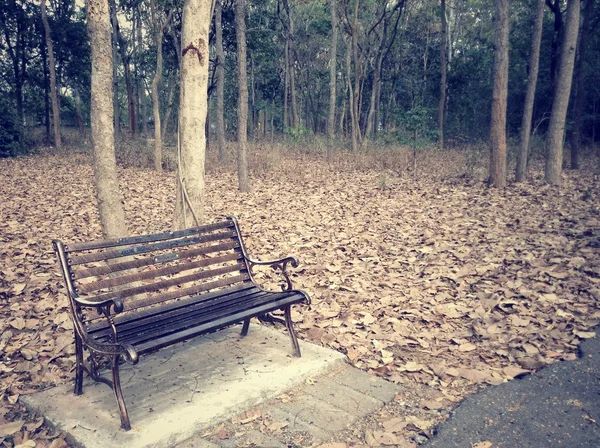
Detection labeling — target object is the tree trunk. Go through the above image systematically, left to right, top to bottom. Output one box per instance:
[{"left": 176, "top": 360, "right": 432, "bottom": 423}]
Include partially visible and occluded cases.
[
  {"left": 42, "top": 0, "right": 61, "bottom": 148},
  {"left": 86, "top": 0, "right": 127, "bottom": 239},
  {"left": 109, "top": 0, "right": 120, "bottom": 140},
  {"left": 174, "top": 0, "right": 211, "bottom": 229},
  {"left": 215, "top": 0, "right": 227, "bottom": 164},
  {"left": 235, "top": 0, "right": 250, "bottom": 192},
  {"left": 327, "top": 0, "right": 337, "bottom": 159},
  {"left": 351, "top": 0, "right": 362, "bottom": 147},
  {"left": 438, "top": 0, "right": 447, "bottom": 150},
  {"left": 488, "top": 0, "right": 509, "bottom": 188},
  {"left": 516, "top": 0, "right": 544, "bottom": 182},
  {"left": 545, "top": 0, "right": 580, "bottom": 185},
  {"left": 547, "top": 0, "right": 563, "bottom": 95},
  {"left": 570, "top": 0, "right": 594, "bottom": 170},
  {"left": 150, "top": 3, "right": 172, "bottom": 172},
  {"left": 137, "top": 9, "right": 147, "bottom": 136},
  {"left": 116, "top": 21, "right": 137, "bottom": 136},
  {"left": 41, "top": 34, "right": 50, "bottom": 141},
  {"left": 346, "top": 37, "right": 358, "bottom": 152},
  {"left": 283, "top": 39, "right": 289, "bottom": 130},
  {"left": 161, "top": 73, "right": 176, "bottom": 139},
  {"left": 74, "top": 86, "right": 86, "bottom": 139}
]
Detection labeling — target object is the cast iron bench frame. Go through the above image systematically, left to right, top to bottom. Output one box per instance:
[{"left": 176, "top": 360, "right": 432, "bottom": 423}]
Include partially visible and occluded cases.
[{"left": 52, "top": 216, "right": 310, "bottom": 430}]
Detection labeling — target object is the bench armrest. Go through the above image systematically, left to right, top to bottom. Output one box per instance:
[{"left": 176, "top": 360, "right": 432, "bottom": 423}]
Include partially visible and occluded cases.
[
  {"left": 246, "top": 256, "right": 299, "bottom": 292},
  {"left": 73, "top": 295, "right": 125, "bottom": 314},
  {"left": 86, "top": 338, "right": 139, "bottom": 364}
]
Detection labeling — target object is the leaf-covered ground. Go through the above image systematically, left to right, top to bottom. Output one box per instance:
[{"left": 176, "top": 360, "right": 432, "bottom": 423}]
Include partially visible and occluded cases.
[{"left": 1, "top": 151, "right": 599, "bottom": 447}]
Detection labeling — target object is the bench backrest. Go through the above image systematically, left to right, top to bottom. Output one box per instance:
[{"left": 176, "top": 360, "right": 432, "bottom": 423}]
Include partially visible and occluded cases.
[{"left": 53, "top": 217, "right": 251, "bottom": 325}]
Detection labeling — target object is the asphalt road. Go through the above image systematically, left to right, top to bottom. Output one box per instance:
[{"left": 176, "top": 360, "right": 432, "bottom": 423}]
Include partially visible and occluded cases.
[{"left": 425, "top": 333, "right": 600, "bottom": 448}]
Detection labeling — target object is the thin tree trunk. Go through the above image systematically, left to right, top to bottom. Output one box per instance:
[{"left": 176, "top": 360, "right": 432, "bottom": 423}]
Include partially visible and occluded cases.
[
  {"left": 42, "top": 0, "right": 61, "bottom": 148},
  {"left": 87, "top": 0, "right": 127, "bottom": 239},
  {"left": 109, "top": 0, "right": 120, "bottom": 140},
  {"left": 174, "top": 0, "right": 211, "bottom": 229},
  {"left": 215, "top": 0, "right": 227, "bottom": 164},
  {"left": 235, "top": 0, "right": 250, "bottom": 192},
  {"left": 327, "top": 0, "right": 338, "bottom": 159},
  {"left": 351, "top": 0, "right": 362, "bottom": 147},
  {"left": 438, "top": 0, "right": 447, "bottom": 149},
  {"left": 488, "top": 0, "right": 509, "bottom": 188},
  {"left": 516, "top": 0, "right": 544, "bottom": 182},
  {"left": 545, "top": 0, "right": 580, "bottom": 185},
  {"left": 547, "top": 0, "right": 563, "bottom": 95},
  {"left": 570, "top": 0, "right": 594, "bottom": 170},
  {"left": 150, "top": 2, "right": 172, "bottom": 172},
  {"left": 137, "top": 9, "right": 147, "bottom": 136},
  {"left": 116, "top": 22, "right": 137, "bottom": 136},
  {"left": 41, "top": 35, "right": 50, "bottom": 141},
  {"left": 346, "top": 37, "right": 357, "bottom": 152},
  {"left": 283, "top": 39, "right": 289, "bottom": 130},
  {"left": 161, "top": 73, "right": 176, "bottom": 139},
  {"left": 74, "top": 86, "right": 85, "bottom": 139}
]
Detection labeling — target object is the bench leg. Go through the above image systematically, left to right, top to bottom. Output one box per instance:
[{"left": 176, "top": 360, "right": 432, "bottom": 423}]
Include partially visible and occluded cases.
[
  {"left": 284, "top": 305, "right": 301, "bottom": 357},
  {"left": 241, "top": 318, "right": 251, "bottom": 337},
  {"left": 74, "top": 333, "right": 84, "bottom": 395},
  {"left": 111, "top": 355, "right": 131, "bottom": 431}
]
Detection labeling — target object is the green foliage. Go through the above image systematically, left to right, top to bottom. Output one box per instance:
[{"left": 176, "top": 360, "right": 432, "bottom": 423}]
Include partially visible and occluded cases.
[
  {"left": 0, "top": 101, "right": 24, "bottom": 157},
  {"left": 397, "top": 106, "right": 437, "bottom": 148},
  {"left": 285, "top": 125, "right": 311, "bottom": 141}
]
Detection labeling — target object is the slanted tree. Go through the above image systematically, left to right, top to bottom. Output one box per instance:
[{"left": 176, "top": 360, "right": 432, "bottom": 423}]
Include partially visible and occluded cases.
[
  {"left": 41, "top": 0, "right": 61, "bottom": 148},
  {"left": 87, "top": 0, "right": 127, "bottom": 239},
  {"left": 174, "top": 0, "right": 212, "bottom": 229},
  {"left": 215, "top": 0, "right": 227, "bottom": 164},
  {"left": 235, "top": 0, "right": 250, "bottom": 192},
  {"left": 327, "top": 0, "right": 337, "bottom": 160},
  {"left": 489, "top": 0, "right": 509, "bottom": 188},
  {"left": 516, "top": 0, "right": 545, "bottom": 182},
  {"left": 545, "top": 0, "right": 580, "bottom": 185}
]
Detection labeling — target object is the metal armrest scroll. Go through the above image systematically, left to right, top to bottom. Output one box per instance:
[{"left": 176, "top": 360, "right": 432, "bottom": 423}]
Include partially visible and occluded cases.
[
  {"left": 247, "top": 256, "right": 299, "bottom": 292},
  {"left": 73, "top": 295, "right": 125, "bottom": 314}
]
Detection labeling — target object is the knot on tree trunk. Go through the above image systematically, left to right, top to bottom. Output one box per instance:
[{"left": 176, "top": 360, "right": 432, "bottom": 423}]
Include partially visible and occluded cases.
[{"left": 182, "top": 39, "right": 206, "bottom": 66}]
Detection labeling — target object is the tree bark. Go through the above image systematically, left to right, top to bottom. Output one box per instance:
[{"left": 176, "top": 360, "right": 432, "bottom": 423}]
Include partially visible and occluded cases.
[
  {"left": 41, "top": 0, "right": 62, "bottom": 148},
  {"left": 86, "top": 0, "right": 127, "bottom": 239},
  {"left": 109, "top": 0, "right": 120, "bottom": 140},
  {"left": 174, "top": 0, "right": 211, "bottom": 229},
  {"left": 215, "top": 0, "right": 227, "bottom": 164},
  {"left": 235, "top": 0, "right": 250, "bottom": 192},
  {"left": 327, "top": 0, "right": 338, "bottom": 159},
  {"left": 351, "top": 0, "right": 362, "bottom": 147},
  {"left": 438, "top": 0, "right": 447, "bottom": 150},
  {"left": 488, "top": 0, "right": 509, "bottom": 188},
  {"left": 516, "top": 0, "right": 544, "bottom": 182},
  {"left": 545, "top": 0, "right": 580, "bottom": 185},
  {"left": 546, "top": 0, "right": 563, "bottom": 95},
  {"left": 570, "top": 0, "right": 594, "bottom": 170},
  {"left": 150, "top": 1, "right": 172, "bottom": 172},
  {"left": 113, "top": 8, "right": 137, "bottom": 136},
  {"left": 137, "top": 9, "right": 147, "bottom": 136},
  {"left": 41, "top": 36, "right": 50, "bottom": 141},
  {"left": 345, "top": 36, "right": 358, "bottom": 152},
  {"left": 283, "top": 39, "right": 289, "bottom": 130},
  {"left": 161, "top": 73, "right": 176, "bottom": 139},
  {"left": 74, "top": 86, "right": 86, "bottom": 139}
]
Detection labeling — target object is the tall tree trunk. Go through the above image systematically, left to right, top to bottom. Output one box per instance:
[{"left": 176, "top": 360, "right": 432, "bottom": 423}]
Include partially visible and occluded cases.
[
  {"left": 42, "top": 0, "right": 61, "bottom": 148},
  {"left": 87, "top": 0, "right": 127, "bottom": 239},
  {"left": 109, "top": 0, "right": 120, "bottom": 140},
  {"left": 174, "top": 0, "right": 211, "bottom": 229},
  {"left": 215, "top": 0, "right": 227, "bottom": 164},
  {"left": 235, "top": 0, "right": 250, "bottom": 192},
  {"left": 282, "top": 0, "right": 300, "bottom": 129},
  {"left": 327, "top": 0, "right": 338, "bottom": 160},
  {"left": 351, "top": 0, "right": 362, "bottom": 147},
  {"left": 438, "top": 0, "right": 447, "bottom": 150},
  {"left": 488, "top": 0, "right": 509, "bottom": 188},
  {"left": 516, "top": 0, "right": 544, "bottom": 182},
  {"left": 545, "top": 0, "right": 580, "bottom": 185},
  {"left": 546, "top": 0, "right": 563, "bottom": 95},
  {"left": 570, "top": 0, "right": 594, "bottom": 170},
  {"left": 150, "top": 2, "right": 172, "bottom": 172},
  {"left": 137, "top": 9, "right": 147, "bottom": 136},
  {"left": 117, "top": 31, "right": 137, "bottom": 135},
  {"left": 41, "top": 36, "right": 50, "bottom": 141},
  {"left": 346, "top": 37, "right": 358, "bottom": 152},
  {"left": 283, "top": 39, "right": 289, "bottom": 130},
  {"left": 161, "top": 73, "right": 176, "bottom": 139},
  {"left": 74, "top": 86, "right": 86, "bottom": 139}
]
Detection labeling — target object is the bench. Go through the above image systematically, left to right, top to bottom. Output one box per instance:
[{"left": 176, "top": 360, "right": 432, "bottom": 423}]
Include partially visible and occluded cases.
[{"left": 52, "top": 216, "right": 310, "bottom": 430}]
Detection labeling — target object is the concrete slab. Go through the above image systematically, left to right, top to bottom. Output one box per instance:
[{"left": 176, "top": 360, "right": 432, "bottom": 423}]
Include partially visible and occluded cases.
[
  {"left": 22, "top": 324, "right": 346, "bottom": 448},
  {"left": 331, "top": 365, "right": 399, "bottom": 404},
  {"left": 303, "top": 377, "right": 383, "bottom": 416},
  {"left": 273, "top": 394, "right": 356, "bottom": 432},
  {"left": 217, "top": 430, "right": 286, "bottom": 448}
]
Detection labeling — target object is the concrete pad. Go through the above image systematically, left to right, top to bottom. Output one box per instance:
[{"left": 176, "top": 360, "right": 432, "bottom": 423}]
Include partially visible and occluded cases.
[
  {"left": 22, "top": 324, "right": 346, "bottom": 448},
  {"left": 331, "top": 365, "right": 399, "bottom": 404},
  {"left": 303, "top": 377, "right": 383, "bottom": 416},
  {"left": 274, "top": 394, "right": 357, "bottom": 432},
  {"left": 266, "top": 407, "right": 331, "bottom": 443},
  {"left": 217, "top": 430, "right": 286, "bottom": 448}
]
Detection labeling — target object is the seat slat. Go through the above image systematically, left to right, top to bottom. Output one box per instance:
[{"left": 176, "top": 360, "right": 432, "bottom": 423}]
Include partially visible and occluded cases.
[
  {"left": 66, "top": 221, "right": 233, "bottom": 252},
  {"left": 68, "top": 230, "right": 238, "bottom": 265},
  {"left": 72, "top": 240, "right": 240, "bottom": 280},
  {"left": 77, "top": 252, "right": 242, "bottom": 294},
  {"left": 91, "top": 288, "right": 275, "bottom": 342},
  {"left": 128, "top": 293, "right": 306, "bottom": 354}
]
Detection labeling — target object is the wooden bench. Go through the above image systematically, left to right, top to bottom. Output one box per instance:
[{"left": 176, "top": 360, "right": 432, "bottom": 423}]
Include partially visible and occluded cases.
[{"left": 52, "top": 216, "right": 310, "bottom": 430}]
